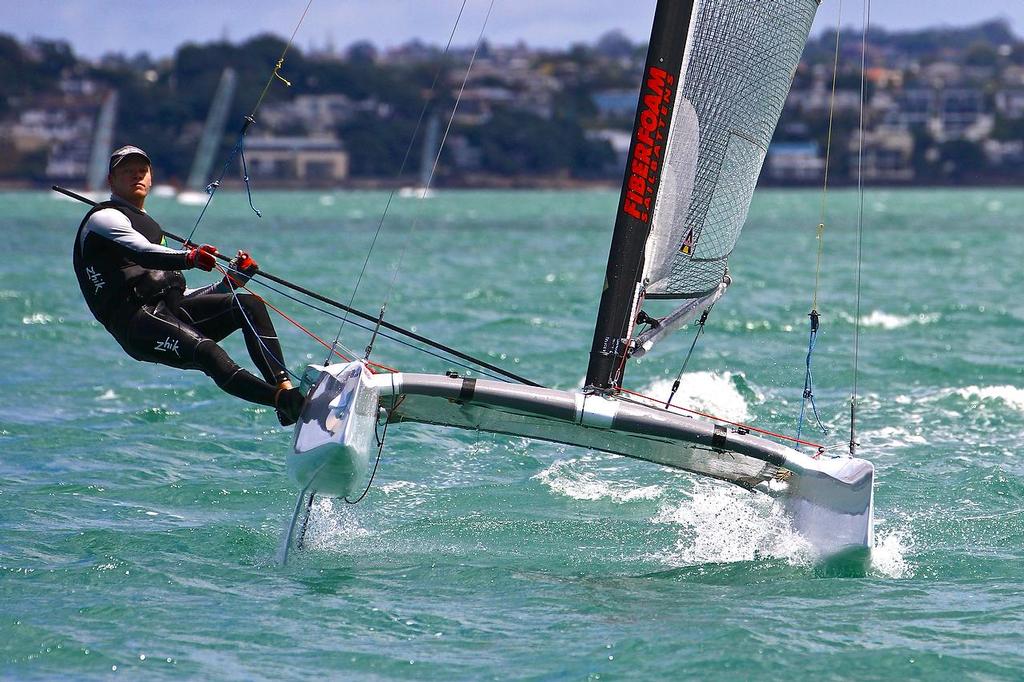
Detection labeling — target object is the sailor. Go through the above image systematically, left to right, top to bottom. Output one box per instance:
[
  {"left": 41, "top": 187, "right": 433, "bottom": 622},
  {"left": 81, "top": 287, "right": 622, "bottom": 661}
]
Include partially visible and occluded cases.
[{"left": 72, "top": 144, "right": 306, "bottom": 425}]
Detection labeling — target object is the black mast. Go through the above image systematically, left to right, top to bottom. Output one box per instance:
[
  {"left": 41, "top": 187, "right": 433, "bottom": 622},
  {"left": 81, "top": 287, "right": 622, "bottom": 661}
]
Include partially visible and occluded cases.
[{"left": 584, "top": 0, "right": 694, "bottom": 390}]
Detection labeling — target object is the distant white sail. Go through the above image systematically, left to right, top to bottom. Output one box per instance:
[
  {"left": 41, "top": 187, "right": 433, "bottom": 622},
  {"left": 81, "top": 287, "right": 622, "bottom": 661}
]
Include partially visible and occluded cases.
[
  {"left": 643, "top": 0, "right": 818, "bottom": 299},
  {"left": 186, "top": 68, "right": 237, "bottom": 191},
  {"left": 86, "top": 91, "right": 118, "bottom": 193}
]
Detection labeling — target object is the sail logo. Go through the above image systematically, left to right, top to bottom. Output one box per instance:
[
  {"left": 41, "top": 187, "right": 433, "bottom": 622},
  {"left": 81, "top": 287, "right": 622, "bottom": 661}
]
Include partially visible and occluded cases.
[
  {"left": 623, "top": 66, "right": 674, "bottom": 224},
  {"left": 680, "top": 228, "right": 694, "bottom": 255},
  {"left": 85, "top": 266, "right": 105, "bottom": 293},
  {"left": 154, "top": 336, "right": 181, "bottom": 357}
]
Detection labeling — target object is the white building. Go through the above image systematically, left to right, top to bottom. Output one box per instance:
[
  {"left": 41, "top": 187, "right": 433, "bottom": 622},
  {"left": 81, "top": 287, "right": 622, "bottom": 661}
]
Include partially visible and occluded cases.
[
  {"left": 245, "top": 135, "right": 349, "bottom": 183},
  {"left": 766, "top": 142, "right": 824, "bottom": 182}
]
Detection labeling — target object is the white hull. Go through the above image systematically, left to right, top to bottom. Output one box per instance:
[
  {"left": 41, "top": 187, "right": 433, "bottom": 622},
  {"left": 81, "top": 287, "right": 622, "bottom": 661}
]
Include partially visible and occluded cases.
[
  {"left": 151, "top": 185, "right": 178, "bottom": 198},
  {"left": 397, "top": 186, "right": 436, "bottom": 199},
  {"left": 176, "top": 190, "right": 211, "bottom": 206},
  {"left": 289, "top": 362, "right": 874, "bottom": 557},
  {"left": 288, "top": 363, "right": 378, "bottom": 498}
]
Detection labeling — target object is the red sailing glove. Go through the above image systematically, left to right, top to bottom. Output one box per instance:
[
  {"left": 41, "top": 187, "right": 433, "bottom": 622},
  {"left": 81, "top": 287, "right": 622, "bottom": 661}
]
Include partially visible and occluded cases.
[
  {"left": 185, "top": 244, "right": 218, "bottom": 271},
  {"left": 221, "top": 250, "right": 259, "bottom": 289}
]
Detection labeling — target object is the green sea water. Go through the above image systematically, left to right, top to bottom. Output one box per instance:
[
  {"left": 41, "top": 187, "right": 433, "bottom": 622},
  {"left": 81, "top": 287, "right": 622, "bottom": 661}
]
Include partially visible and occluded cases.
[{"left": 1, "top": 188, "right": 1022, "bottom": 679}]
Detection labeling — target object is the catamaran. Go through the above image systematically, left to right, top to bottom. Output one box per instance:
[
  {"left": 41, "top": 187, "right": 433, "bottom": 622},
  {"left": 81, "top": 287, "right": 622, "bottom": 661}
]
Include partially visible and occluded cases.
[{"left": 283, "top": 0, "right": 875, "bottom": 559}]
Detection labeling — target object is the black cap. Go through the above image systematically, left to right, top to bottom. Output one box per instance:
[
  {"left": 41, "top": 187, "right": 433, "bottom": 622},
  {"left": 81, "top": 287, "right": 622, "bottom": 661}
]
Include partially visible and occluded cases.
[{"left": 109, "top": 145, "right": 151, "bottom": 171}]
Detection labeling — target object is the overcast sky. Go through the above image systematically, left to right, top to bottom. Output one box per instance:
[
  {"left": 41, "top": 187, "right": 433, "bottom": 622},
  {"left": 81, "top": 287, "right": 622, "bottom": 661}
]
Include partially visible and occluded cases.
[{"left": 6, "top": 1, "right": 1024, "bottom": 59}]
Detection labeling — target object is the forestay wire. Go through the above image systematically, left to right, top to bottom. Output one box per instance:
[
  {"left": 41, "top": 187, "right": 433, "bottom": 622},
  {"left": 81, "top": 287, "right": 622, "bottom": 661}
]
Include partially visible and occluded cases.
[
  {"left": 325, "top": 0, "right": 473, "bottom": 363},
  {"left": 327, "top": 0, "right": 499, "bottom": 369},
  {"left": 380, "top": 0, "right": 498, "bottom": 321},
  {"left": 796, "top": 0, "right": 843, "bottom": 443},
  {"left": 850, "top": 0, "right": 871, "bottom": 456}
]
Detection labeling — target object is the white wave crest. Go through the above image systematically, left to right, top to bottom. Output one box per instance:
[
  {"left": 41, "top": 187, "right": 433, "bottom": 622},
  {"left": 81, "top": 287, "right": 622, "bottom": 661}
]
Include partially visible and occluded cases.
[
  {"left": 841, "top": 310, "right": 941, "bottom": 329},
  {"left": 22, "top": 313, "right": 54, "bottom": 325},
  {"left": 641, "top": 372, "right": 753, "bottom": 422},
  {"left": 899, "top": 385, "right": 1024, "bottom": 415},
  {"left": 956, "top": 385, "right": 1024, "bottom": 412},
  {"left": 862, "top": 425, "right": 928, "bottom": 450},
  {"left": 533, "top": 458, "right": 664, "bottom": 503},
  {"left": 649, "top": 480, "right": 814, "bottom": 566}
]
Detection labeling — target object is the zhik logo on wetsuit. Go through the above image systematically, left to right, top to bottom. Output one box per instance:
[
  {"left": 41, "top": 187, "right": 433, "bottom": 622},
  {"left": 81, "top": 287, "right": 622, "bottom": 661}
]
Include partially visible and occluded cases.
[
  {"left": 85, "top": 266, "right": 105, "bottom": 293},
  {"left": 154, "top": 336, "right": 181, "bottom": 357}
]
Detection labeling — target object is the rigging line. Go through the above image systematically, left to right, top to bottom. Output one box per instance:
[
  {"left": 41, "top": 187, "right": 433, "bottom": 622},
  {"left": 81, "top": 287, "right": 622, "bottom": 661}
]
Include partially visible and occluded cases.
[
  {"left": 185, "top": 0, "right": 315, "bottom": 243},
  {"left": 248, "top": 0, "right": 315, "bottom": 118},
  {"left": 329, "top": 0, "right": 471, "bottom": 352},
  {"left": 379, "top": 0, "right": 497, "bottom": 316},
  {"left": 813, "top": 0, "right": 843, "bottom": 311},
  {"left": 850, "top": 0, "right": 871, "bottom": 456},
  {"left": 796, "top": 3, "right": 842, "bottom": 444},
  {"left": 416, "top": 12, "right": 489, "bottom": 207},
  {"left": 185, "top": 127, "right": 260, "bottom": 245},
  {"left": 218, "top": 261, "right": 366, "bottom": 367},
  {"left": 244, "top": 262, "right": 489, "bottom": 389},
  {"left": 214, "top": 264, "right": 306, "bottom": 384},
  {"left": 240, "top": 269, "right": 530, "bottom": 383},
  {"left": 242, "top": 273, "right": 521, "bottom": 384},
  {"left": 253, "top": 284, "right": 359, "bottom": 365},
  {"left": 610, "top": 290, "right": 643, "bottom": 390},
  {"left": 665, "top": 306, "right": 712, "bottom": 409},
  {"left": 796, "top": 310, "right": 829, "bottom": 442},
  {"left": 796, "top": 310, "right": 828, "bottom": 441},
  {"left": 344, "top": 414, "right": 387, "bottom": 504}
]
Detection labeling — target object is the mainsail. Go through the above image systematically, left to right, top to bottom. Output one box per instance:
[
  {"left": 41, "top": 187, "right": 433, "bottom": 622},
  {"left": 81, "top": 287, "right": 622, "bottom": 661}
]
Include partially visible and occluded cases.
[{"left": 587, "top": 0, "right": 819, "bottom": 388}]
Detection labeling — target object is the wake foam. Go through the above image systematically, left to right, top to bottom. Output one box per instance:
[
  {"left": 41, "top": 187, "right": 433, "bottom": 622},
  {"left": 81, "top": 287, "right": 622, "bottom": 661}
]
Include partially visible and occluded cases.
[
  {"left": 533, "top": 456, "right": 664, "bottom": 503},
  {"left": 648, "top": 480, "right": 814, "bottom": 566},
  {"left": 300, "top": 497, "right": 371, "bottom": 550},
  {"left": 870, "top": 522, "right": 914, "bottom": 578}
]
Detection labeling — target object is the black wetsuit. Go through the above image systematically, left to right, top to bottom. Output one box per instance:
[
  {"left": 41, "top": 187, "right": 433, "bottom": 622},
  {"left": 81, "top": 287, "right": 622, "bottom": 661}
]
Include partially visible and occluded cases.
[{"left": 73, "top": 197, "right": 289, "bottom": 407}]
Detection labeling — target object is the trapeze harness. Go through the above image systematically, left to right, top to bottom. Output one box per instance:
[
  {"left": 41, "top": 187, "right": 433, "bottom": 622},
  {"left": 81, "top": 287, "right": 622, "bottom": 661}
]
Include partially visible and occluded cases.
[{"left": 72, "top": 198, "right": 289, "bottom": 407}]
